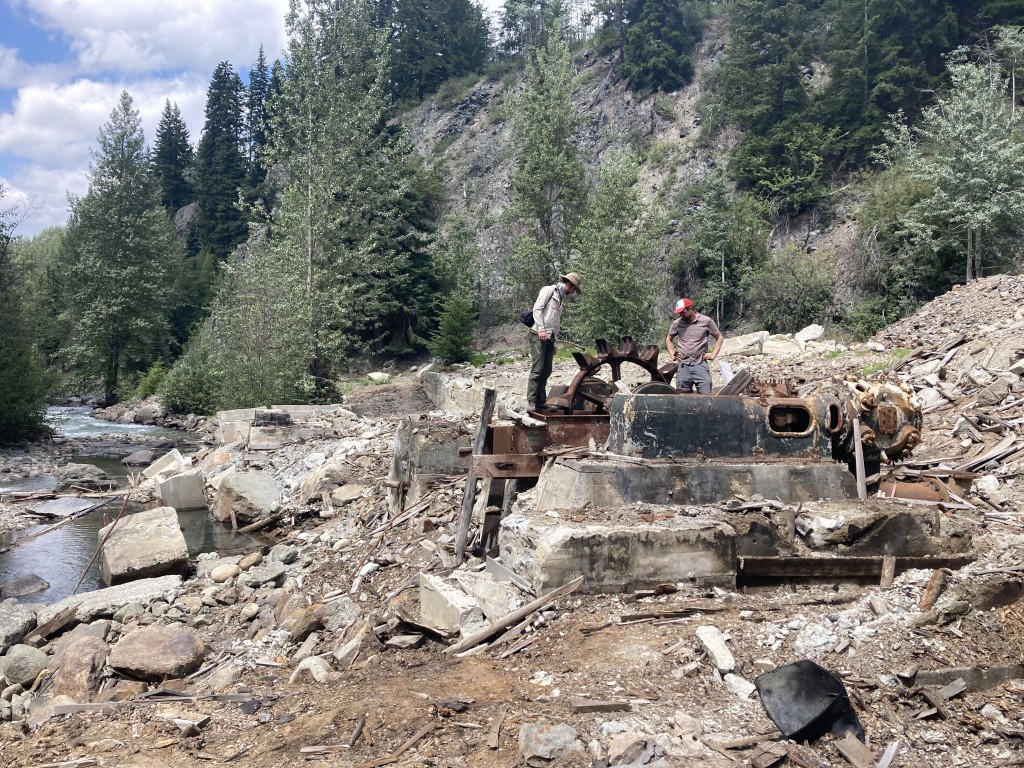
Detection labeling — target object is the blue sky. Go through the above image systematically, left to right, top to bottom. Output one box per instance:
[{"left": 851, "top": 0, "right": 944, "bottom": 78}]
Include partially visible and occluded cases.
[{"left": 1, "top": 0, "right": 503, "bottom": 237}]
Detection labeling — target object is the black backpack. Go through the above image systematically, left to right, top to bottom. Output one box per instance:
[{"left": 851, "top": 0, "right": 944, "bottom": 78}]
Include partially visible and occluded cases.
[{"left": 520, "top": 307, "right": 534, "bottom": 327}]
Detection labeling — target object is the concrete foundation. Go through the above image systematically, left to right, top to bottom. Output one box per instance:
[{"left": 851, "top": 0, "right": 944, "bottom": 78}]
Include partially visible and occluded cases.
[
  {"left": 534, "top": 457, "right": 857, "bottom": 510},
  {"left": 156, "top": 471, "right": 207, "bottom": 510},
  {"left": 499, "top": 514, "right": 737, "bottom": 593}
]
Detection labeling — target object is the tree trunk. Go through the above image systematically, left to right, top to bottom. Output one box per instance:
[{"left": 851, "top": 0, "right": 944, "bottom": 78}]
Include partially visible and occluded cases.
[{"left": 966, "top": 229, "right": 973, "bottom": 283}]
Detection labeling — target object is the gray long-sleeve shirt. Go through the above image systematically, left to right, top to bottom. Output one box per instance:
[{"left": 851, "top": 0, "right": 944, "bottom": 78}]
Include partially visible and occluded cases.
[{"left": 531, "top": 283, "right": 565, "bottom": 337}]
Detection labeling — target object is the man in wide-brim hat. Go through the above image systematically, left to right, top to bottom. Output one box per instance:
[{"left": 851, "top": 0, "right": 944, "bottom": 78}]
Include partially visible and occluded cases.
[{"left": 526, "top": 272, "right": 583, "bottom": 412}]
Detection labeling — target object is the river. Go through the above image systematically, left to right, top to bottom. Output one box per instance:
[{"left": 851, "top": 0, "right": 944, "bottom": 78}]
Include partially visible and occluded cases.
[{"left": 0, "top": 406, "right": 266, "bottom": 604}]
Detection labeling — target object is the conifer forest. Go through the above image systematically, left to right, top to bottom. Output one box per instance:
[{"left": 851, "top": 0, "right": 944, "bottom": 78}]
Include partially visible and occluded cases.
[{"left": 2, "top": 0, "right": 1024, "bottom": 440}]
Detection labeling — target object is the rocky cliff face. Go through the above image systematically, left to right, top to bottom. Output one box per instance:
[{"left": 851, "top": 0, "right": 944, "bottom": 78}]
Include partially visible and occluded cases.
[{"left": 401, "top": 18, "right": 733, "bottom": 310}]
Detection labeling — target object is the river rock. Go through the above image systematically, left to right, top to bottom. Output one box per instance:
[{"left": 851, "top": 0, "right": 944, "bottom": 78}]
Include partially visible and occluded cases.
[
  {"left": 122, "top": 449, "right": 156, "bottom": 466},
  {"left": 53, "top": 463, "right": 117, "bottom": 492},
  {"left": 213, "top": 470, "right": 281, "bottom": 525},
  {"left": 99, "top": 506, "right": 189, "bottom": 585},
  {"left": 268, "top": 544, "right": 298, "bottom": 565},
  {"left": 240, "top": 561, "right": 287, "bottom": 588},
  {"left": 211, "top": 563, "right": 241, "bottom": 583},
  {"left": 0, "top": 574, "right": 50, "bottom": 599},
  {"left": 0, "top": 599, "right": 37, "bottom": 654},
  {"left": 108, "top": 625, "right": 205, "bottom": 680},
  {"left": 50, "top": 636, "right": 108, "bottom": 702},
  {"left": 1, "top": 644, "right": 48, "bottom": 687}
]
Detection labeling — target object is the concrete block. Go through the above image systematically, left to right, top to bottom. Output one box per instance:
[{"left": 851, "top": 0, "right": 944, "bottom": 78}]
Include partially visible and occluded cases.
[
  {"left": 248, "top": 425, "right": 300, "bottom": 450},
  {"left": 142, "top": 449, "right": 186, "bottom": 479},
  {"left": 533, "top": 458, "right": 856, "bottom": 509},
  {"left": 156, "top": 470, "right": 206, "bottom": 510},
  {"left": 99, "top": 507, "right": 189, "bottom": 585},
  {"left": 499, "top": 513, "right": 736, "bottom": 593},
  {"left": 449, "top": 570, "right": 524, "bottom": 622},
  {"left": 419, "top": 572, "right": 486, "bottom": 634}
]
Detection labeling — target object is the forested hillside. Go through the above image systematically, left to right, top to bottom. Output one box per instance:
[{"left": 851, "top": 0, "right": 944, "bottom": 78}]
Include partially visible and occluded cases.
[{"left": 2, "top": 0, "right": 1023, "bottom": 438}]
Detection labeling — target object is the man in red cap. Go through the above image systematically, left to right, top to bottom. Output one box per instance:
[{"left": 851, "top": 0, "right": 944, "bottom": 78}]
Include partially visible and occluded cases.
[
  {"left": 527, "top": 272, "right": 582, "bottom": 411},
  {"left": 665, "top": 298, "right": 724, "bottom": 393}
]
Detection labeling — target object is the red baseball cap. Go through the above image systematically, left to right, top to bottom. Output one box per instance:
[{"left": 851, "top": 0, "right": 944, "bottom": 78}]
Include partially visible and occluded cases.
[{"left": 673, "top": 298, "right": 693, "bottom": 314}]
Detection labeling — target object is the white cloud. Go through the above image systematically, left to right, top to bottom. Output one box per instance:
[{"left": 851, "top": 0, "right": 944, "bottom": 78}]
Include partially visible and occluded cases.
[
  {"left": 1, "top": 0, "right": 288, "bottom": 235},
  {"left": 19, "top": 0, "right": 290, "bottom": 76}
]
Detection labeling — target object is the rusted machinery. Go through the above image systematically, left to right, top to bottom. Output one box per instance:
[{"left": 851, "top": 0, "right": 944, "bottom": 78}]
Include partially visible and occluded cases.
[{"left": 474, "top": 338, "right": 925, "bottom": 498}]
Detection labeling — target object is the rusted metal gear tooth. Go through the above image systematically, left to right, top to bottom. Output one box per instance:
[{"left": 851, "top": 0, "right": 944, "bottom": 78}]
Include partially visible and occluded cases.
[
  {"left": 617, "top": 337, "right": 637, "bottom": 356},
  {"left": 595, "top": 339, "right": 611, "bottom": 358},
  {"left": 638, "top": 344, "right": 659, "bottom": 364},
  {"left": 574, "top": 351, "right": 600, "bottom": 369}
]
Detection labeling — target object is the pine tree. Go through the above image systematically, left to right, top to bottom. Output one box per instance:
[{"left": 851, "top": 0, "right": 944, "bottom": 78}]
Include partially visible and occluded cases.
[
  {"left": 264, "top": 0, "right": 439, "bottom": 389},
  {"left": 620, "top": 0, "right": 699, "bottom": 92},
  {"left": 506, "top": 20, "right": 586, "bottom": 299},
  {"left": 244, "top": 46, "right": 272, "bottom": 202},
  {"left": 193, "top": 62, "right": 248, "bottom": 259},
  {"left": 58, "top": 92, "right": 182, "bottom": 404},
  {"left": 152, "top": 100, "right": 194, "bottom": 213},
  {"left": 565, "top": 150, "right": 658, "bottom": 343},
  {"left": 0, "top": 185, "right": 50, "bottom": 441}
]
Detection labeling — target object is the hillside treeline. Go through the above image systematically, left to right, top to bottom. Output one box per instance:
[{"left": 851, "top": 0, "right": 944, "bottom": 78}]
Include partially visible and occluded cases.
[{"left": 2, "top": 0, "right": 1023, "bottom": 439}]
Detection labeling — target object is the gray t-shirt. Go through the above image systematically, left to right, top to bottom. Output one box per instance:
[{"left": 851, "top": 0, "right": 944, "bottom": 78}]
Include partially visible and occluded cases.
[{"left": 668, "top": 313, "right": 721, "bottom": 364}]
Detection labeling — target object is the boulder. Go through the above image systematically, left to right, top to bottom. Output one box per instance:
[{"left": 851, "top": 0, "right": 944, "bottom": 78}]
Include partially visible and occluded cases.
[
  {"left": 795, "top": 324, "right": 825, "bottom": 343},
  {"left": 761, "top": 335, "right": 803, "bottom": 358},
  {"left": 367, "top": 372, "right": 391, "bottom": 384},
  {"left": 977, "top": 377, "right": 1012, "bottom": 407},
  {"left": 122, "top": 450, "right": 156, "bottom": 467},
  {"left": 298, "top": 458, "right": 354, "bottom": 505},
  {"left": 53, "top": 463, "right": 117, "bottom": 492},
  {"left": 213, "top": 471, "right": 281, "bottom": 525},
  {"left": 330, "top": 483, "right": 365, "bottom": 506},
  {"left": 99, "top": 506, "right": 189, "bottom": 585},
  {"left": 0, "top": 574, "right": 49, "bottom": 600},
  {"left": 0, "top": 599, "right": 37, "bottom": 653},
  {"left": 108, "top": 626, "right": 205, "bottom": 680},
  {"left": 50, "top": 636, "right": 108, "bottom": 703},
  {"left": 1, "top": 644, "right": 48, "bottom": 687},
  {"left": 518, "top": 723, "right": 584, "bottom": 766}
]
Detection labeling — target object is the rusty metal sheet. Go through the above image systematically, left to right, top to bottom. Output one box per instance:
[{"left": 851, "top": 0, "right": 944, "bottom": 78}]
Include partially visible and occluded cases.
[
  {"left": 471, "top": 454, "right": 546, "bottom": 478},
  {"left": 25, "top": 497, "right": 106, "bottom": 518}
]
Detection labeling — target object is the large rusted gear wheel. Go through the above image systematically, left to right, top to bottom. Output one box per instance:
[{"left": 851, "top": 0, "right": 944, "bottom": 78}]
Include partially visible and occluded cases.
[{"left": 546, "top": 337, "right": 675, "bottom": 414}]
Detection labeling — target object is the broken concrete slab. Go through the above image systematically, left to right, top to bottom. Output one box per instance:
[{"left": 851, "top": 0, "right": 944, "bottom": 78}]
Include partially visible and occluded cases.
[
  {"left": 143, "top": 448, "right": 187, "bottom": 479},
  {"left": 155, "top": 470, "right": 207, "bottom": 510},
  {"left": 98, "top": 507, "right": 189, "bottom": 585},
  {"left": 499, "top": 513, "right": 736, "bottom": 593},
  {"left": 448, "top": 570, "right": 525, "bottom": 623},
  {"left": 419, "top": 572, "right": 488, "bottom": 635},
  {"left": 35, "top": 576, "right": 183, "bottom": 627},
  {"left": 695, "top": 625, "right": 735, "bottom": 673}
]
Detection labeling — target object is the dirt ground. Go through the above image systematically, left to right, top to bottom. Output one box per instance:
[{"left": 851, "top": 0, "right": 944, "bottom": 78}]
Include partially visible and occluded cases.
[{"left": 2, "top": 276, "right": 1024, "bottom": 768}]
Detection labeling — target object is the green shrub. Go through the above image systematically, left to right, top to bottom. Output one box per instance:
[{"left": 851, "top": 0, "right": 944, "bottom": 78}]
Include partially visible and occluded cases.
[
  {"left": 744, "top": 247, "right": 836, "bottom": 333},
  {"left": 844, "top": 296, "right": 904, "bottom": 341},
  {"left": 160, "top": 335, "right": 222, "bottom": 416},
  {"left": 135, "top": 362, "right": 166, "bottom": 399}
]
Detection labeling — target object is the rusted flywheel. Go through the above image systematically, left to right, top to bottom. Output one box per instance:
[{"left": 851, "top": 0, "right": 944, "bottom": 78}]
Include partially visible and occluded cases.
[{"left": 546, "top": 337, "right": 675, "bottom": 415}]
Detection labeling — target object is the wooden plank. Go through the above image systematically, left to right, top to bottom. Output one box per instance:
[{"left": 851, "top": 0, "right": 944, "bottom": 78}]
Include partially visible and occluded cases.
[
  {"left": 455, "top": 388, "right": 497, "bottom": 563},
  {"left": 470, "top": 453, "right": 545, "bottom": 478},
  {"left": 880, "top": 554, "right": 896, "bottom": 588},
  {"left": 739, "top": 555, "right": 974, "bottom": 579},
  {"left": 444, "top": 576, "right": 585, "bottom": 655},
  {"left": 25, "top": 604, "right": 80, "bottom": 646},
  {"left": 569, "top": 698, "right": 631, "bottom": 714},
  {"left": 486, "top": 711, "right": 505, "bottom": 749},
  {"left": 355, "top": 721, "right": 435, "bottom": 768},
  {"left": 835, "top": 733, "right": 874, "bottom": 768}
]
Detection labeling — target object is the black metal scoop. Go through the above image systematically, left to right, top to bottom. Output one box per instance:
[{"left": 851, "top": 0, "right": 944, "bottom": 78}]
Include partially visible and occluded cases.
[{"left": 755, "top": 660, "right": 865, "bottom": 744}]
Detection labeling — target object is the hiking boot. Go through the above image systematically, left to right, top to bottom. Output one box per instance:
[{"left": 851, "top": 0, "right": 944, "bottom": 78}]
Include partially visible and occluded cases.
[{"left": 527, "top": 402, "right": 537, "bottom": 412}]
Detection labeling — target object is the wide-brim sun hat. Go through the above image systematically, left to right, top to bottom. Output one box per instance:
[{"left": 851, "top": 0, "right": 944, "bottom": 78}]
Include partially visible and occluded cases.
[{"left": 560, "top": 272, "right": 583, "bottom": 294}]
